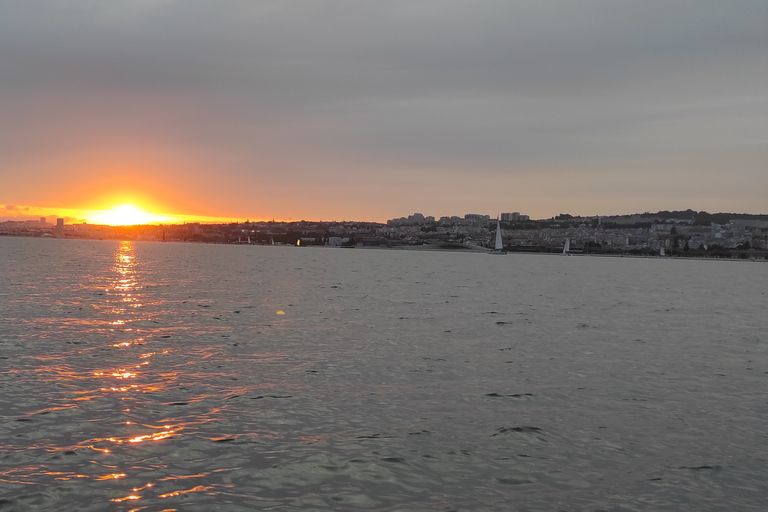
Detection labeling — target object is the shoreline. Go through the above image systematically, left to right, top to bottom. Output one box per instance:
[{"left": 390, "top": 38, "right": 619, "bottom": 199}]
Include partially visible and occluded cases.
[{"left": 3, "top": 234, "right": 764, "bottom": 262}]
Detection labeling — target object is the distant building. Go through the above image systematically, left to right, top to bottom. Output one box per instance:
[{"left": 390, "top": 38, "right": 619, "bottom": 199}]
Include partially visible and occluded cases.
[
  {"left": 500, "top": 212, "right": 521, "bottom": 222},
  {"left": 54, "top": 218, "right": 65, "bottom": 238},
  {"left": 731, "top": 219, "right": 768, "bottom": 230}
]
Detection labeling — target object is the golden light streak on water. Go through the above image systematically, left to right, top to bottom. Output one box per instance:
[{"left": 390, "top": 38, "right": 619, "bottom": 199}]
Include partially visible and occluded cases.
[
  {"left": 111, "top": 371, "right": 136, "bottom": 379},
  {"left": 102, "top": 386, "right": 138, "bottom": 392},
  {"left": 127, "top": 430, "right": 176, "bottom": 444},
  {"left": 95, "top": 473, "right": 127, "bottom": 481},
  {"left": 157, "top": 474, "right": 209, "bottom": 482},
  {"left": 158, "top": 485, "right": 213, "bottom": 498},
  {"left": 110, "top": 495, "right": 140, "bottom": 502}
]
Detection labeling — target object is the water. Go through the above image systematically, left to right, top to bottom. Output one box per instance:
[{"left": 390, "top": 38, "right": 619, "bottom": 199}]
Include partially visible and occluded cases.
[{"left": 1, "top": 237, "right": 766, "bottom": 511}]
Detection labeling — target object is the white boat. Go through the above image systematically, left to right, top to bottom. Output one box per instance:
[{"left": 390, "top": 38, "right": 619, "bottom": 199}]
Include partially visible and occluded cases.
[
  {"left": 488, "top": 216, "right": 506, "bottom": 254},
  {"left": 563, "top": 237, "right": 571, "bottom": 255},
  {"left": 660, "top": 247, "right": 665, "bottom": 256}
]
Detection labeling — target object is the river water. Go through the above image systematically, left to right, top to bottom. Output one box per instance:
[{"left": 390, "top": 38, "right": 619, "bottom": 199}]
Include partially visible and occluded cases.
[{"left": 0, "top": 237, "right": 766, "bottom": 511}]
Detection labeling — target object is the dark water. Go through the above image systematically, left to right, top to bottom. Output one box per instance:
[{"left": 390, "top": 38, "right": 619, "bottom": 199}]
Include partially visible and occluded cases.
[{"left": 1, "top": 237, "right": 766, "bottom": 511}]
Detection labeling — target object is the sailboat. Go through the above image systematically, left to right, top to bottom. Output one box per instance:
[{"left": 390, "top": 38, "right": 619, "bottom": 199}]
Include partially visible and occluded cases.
[
  {"left": 488, "top": 217, "right": 506, "bottom": 254},
  {"left": 562, "top": 237, "right": 571, "bottom": 256},
  {"left": 659, "top": 247, "right": 665, "bottom": 257}
]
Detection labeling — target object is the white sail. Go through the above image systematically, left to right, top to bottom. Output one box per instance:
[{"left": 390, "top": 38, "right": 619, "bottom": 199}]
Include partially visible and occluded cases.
[
  {"left": 495, "top": 218, "right": 503, "bottom": 250},
  {"left": 563, "top": 238, "right": 570, "bottom": 254},
  {"left": 660, "top": 247, "right": 665, "bottom": 256}
]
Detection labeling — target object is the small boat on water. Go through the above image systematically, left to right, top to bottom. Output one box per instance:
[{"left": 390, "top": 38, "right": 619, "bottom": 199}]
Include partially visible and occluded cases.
[
  {"left": 488, "top": 217, "right": 506, "bottom": 254},
  {"left": 563, "top": 238, "right": 571, "bottom": 256}
]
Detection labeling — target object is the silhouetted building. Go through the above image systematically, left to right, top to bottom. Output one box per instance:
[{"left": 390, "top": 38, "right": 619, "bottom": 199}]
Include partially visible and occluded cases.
[
  {"left": 501, "top": 212, "right": 520, "bottom": 222},
  {"left": 54, "top": 218, "right": 65, "bottom": 238}
]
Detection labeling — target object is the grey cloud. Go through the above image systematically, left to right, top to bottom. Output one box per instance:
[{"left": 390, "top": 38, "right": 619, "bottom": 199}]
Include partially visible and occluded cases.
[{"left": 4, "top": 1, "right": 765, "bottom": 97}]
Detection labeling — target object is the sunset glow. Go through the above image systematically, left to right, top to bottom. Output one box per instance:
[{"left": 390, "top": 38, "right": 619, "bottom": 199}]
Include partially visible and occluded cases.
[
  {"left": 0, "top": 203, "right": 248, "bottom": 226},
  {"left": 88, "top": 204, "right": 172, "bottom": 226}
]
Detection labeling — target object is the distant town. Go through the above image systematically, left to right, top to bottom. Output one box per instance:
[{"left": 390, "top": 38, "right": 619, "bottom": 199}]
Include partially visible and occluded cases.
[{"left": 2, "top": 210, "right": 767, "bottom": 259}]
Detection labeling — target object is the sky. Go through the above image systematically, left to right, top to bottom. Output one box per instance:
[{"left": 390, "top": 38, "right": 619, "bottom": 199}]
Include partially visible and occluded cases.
[{"left": 1, "top": 0, "right": 766, "bottom": 224}]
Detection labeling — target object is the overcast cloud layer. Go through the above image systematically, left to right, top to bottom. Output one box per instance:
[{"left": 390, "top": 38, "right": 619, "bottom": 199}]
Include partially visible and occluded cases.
[{"left": 1, "top": 0, "right": 766, "bottom": 221}]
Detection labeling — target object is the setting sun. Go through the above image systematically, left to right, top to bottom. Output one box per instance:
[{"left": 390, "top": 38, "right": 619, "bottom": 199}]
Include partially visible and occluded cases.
[{"left": 88, "top": 204, "right": 172, "bottom": 226}]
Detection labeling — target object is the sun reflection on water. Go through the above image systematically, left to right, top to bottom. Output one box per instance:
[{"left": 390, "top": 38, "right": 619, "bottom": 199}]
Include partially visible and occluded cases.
[
  {"left": 3, "top": 240, "right": 257, "bottom": 507},
  {"left": 84, "top": 241, "right": 187, "bottom": 498},
  {"left": 106, "top": 241, "right": 144, "bottom": 320}
]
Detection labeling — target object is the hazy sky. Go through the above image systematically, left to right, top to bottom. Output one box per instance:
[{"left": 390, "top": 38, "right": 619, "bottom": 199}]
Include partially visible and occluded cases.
[{"left": 1, "top": 0, "right": 766, "bottom": 222}]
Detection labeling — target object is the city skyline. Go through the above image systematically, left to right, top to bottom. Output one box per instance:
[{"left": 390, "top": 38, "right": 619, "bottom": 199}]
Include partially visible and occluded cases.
[
  {"left": 1, "top": 1, "right": 766, "bottom": 223},
  {"left": 2, "top": 201, "right": 768, "bottom": 227},
  {"left": 3, "top": 207, "right": 766, "bottom": 229},
  {"left": 3, "top": 207, "right": 764, "bottom": 260}
]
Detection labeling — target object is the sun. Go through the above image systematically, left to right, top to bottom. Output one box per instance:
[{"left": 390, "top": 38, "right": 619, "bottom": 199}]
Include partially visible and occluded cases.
[{"left": 90, "top": 204, "right": 167, "bottom": 226}]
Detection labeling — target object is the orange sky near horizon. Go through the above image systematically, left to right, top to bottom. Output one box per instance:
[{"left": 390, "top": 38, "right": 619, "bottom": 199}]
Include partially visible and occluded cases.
[
  {"left": 2, "top": 156, "right": 762, "bottom": 226},
  {"left": 0, "top": 204, "right": 246, "bottom": 226}
]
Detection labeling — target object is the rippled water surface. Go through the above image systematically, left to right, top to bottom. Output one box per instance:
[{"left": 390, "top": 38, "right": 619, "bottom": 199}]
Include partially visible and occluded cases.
[{"left": 1, "top": 237, "right": 766, "bottom": 511}]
